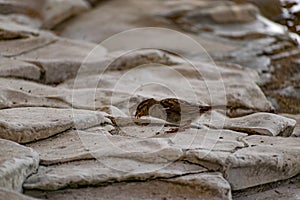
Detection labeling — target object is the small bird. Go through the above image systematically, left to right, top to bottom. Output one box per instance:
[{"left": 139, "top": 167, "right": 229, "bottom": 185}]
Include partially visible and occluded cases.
[{"left": 135, "top": 98, "right": 230, "bottom": 132}]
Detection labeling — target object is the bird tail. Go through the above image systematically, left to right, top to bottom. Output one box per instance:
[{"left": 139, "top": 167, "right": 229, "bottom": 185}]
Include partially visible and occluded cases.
[{"left": 199, "top": 105, "right": 231, "bottom": 113}]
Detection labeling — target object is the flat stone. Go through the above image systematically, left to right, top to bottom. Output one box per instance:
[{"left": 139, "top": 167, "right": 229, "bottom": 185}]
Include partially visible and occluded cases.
[
  {"left": 0, "top": 0, "right": 42, "bottom": 17},
  {"left": 41, "top": 0, "right": 90, "bottom": 29},
  {"left": 55, "top": 0, "right": 239, "bottom": 55},
  {"left": 183, "top": 3, "right": 258, "bottom": 24},
  {"left": 0, "top": 13, "right": 42, "bottom": 28},
  {"left": 0, "top": 17, "right": 41, "bottom": 40},
  {"left": 0, "top": 33, "right": 55, "bottom": 57},
  {"left": 18, "top": 38, "right": 107, "bottom": 84},
  {"left": 0, "top": 57, "right": 40, "bottom": 80},
  {"left": 59, "top": 61, "right": 273, "bottom": 116},
  {"left": 0, "top": 78, "right": 124, "bottom": 110},
  {"left": 0, "top": 87, "right": 71, "bottom": 109},
  {"left": 0, "top": 107, "right": 109, "bottom": 143},
  {"left": 206, "top": 112, "right": 296, "bottom": 136},
  {"left": 281, "top": 114, "right": 300, "bottom": 137},
  {"left": 27, "top": 129, "right": 183, "bottom": 166},
  {"left": 169, "top": 129, "right": 247, "bottom": 152},
  {"left": 26, "top": 130, "right": 114, "bottom": 165},
  {"left": 225, "top": 136, "right": 300, "bottom": 190},
  {"left": 0, "top": 139, "right": 39, "bottom": 191},
  {"left": 184, "top": 149, "right": 232, "bottom": 171},
  {"left": 23, "top": 158, "right": 206, "bottom": 191},
  {"left": 25, "top": 172, "right": 230, "bottom": 200},
  {"left": 167, "top": 172, "right": 232, "bottom": 200},
  {"left": 234, "top": 175, "right": 300, "bottom": 200},
  {"left": 0, "top": 188, "right": 38, "bottom": 200}
]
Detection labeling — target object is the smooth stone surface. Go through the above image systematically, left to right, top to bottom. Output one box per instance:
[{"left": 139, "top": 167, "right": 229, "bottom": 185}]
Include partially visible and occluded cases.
[
  {"left": 41, "top": 0, "right": 90, "bottom": 29},
  {"left": 55, "top": 0, "right": 239, "bottom": 54},
  {"left": 0, "top": 33, "right": 56, "bottom": 57},
  {"left": 18, "top": 38, "right": 107, "bottom": 84},
  {"left": 0, "top": 57, "right": 40, "bottom": 80},
  {"left": 0, "top": 87, "right": 71, "bottom": 109},
  {"left": 0, "top": 107, "right": 109, "bottom": 143},
  {"left": 206, "top": 112, "right": 296, "bottom": 136},
  {"left": 26, "top": 127, "right": 247, "bottom": 166},
  {"left": 27, "top": 129, "right": 184, "bottom": 166},
  {"left": 168, "top": 129, "right": 247, "bottom": 152},
  {"left": 26, "top": 130, "right": 118, "bottom": 165},
  {"left": 185, "top": 135, "right": 300, "bottom": 190},
  {"left": 226, "top": 136, "right": 300, "bottom": 190},
  {"left": 0, "top": 139, "right": 39, "bottom": 191},
  {"left": 185, "top": 149, "right": 232, "bottom": 171},
  {"left": 23, "top": 159, "right": 205, "bottom": 191},
  {"left": 25, "top": 173, "right": 231, "bottom": 200},
  {"left": 234, "top": 175, "right": 300, "bottom": 200},
  {"left": 0, "top": 188, "right": 38, "bottom": 200}
]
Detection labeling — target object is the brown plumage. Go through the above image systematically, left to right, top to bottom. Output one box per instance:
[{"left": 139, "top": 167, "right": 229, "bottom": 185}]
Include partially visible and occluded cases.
[{"left": 135, "top": 98, "right": 230, "bottom": 127}]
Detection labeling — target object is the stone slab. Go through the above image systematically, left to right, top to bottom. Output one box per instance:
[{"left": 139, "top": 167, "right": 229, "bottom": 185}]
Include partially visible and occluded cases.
[
  {"left": 41, "top": 0, "right": 90, "bottom": 29},
  {"left": 18, "top": 38, "right": 107, "bottom": 84},
  {"left": 0, "top": 57, "right": 40, "bottom": 80},
  {"left": 59, "top": 60, "right": 273, "bottom": 116},
  {"left": 0, "top": 87, "right": 71, "bottom": 109},
  {"left": 0, "top": 107, "right": 109, "bottom": 143},
  {"left": 206, "top": 112, "right": 296, "bottom": 136},
  {"left": 226, "top": 136, "right": 300, "bottom": 190},
  {"left": 0, "top": 139, "right": 39, "bottom": 191},
  {"left": 23, "top": 159, "right": 205, "bottom": 191},
  {"left": 25, "top": 172, "right": 231, "bottom": 200},
  {"left": 0, "top": 188, "right": 38, "bottom": 200}
]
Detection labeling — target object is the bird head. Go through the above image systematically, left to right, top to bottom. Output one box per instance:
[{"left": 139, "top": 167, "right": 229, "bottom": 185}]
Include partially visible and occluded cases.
[{"left": 135, "top": 98, "right": 159, "bottom": 118}]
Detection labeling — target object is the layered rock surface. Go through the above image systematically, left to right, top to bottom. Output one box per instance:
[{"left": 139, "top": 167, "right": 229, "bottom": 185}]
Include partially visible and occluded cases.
[{"left": 0, "top": 0, "right": 299, "bottom": 200}]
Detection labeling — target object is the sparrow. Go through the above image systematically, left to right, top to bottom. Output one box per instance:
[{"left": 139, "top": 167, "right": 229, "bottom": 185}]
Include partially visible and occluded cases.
[{"left": 135, "top": 98, "right": 230, "bottom": 132}]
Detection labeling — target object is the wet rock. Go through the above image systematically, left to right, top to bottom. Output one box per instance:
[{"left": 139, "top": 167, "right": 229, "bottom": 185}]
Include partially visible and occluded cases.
[
  {"left": 41, "top": 0, "right": 90, "bottom": 29},
  {"left": 17, "top": 38, "right": 107, "bottom": 84},
  {"left": 0, "top": 57, "right": 40, "bottom": 80},
  {"left": 0, "top": 107, "right": 109, "bottom": 143},
  {"left": 206, "top": 112, "right": 296, "bottom": 136},
  {"left": 0, "top": 139, "right": 39, "bottom": 191},
  {"left": 25, "top": 172, "right": 230, "bottom": 200},
  {"left": 0, "top": 188, "right": 38, "bottom": 200}
]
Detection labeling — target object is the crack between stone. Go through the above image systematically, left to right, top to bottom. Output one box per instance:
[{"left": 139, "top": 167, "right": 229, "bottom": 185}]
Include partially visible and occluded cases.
[{"left": 2, "top": 38, "right": 58, "bottom": 58}]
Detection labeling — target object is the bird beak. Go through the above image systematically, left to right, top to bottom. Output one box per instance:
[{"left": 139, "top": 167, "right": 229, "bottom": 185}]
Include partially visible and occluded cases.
[{"left": 135, "top": 112, "right": 141, "bottom": 118}]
